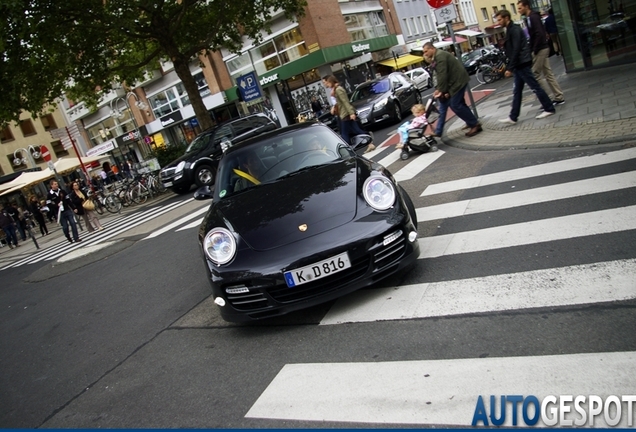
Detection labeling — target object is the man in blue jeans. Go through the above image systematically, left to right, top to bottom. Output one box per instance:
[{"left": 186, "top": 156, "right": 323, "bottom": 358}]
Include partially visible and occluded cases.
[
  {"left": 496, "top": 9, "right": 556, "bottom": 123},
  {"left": 422, "top": 42, "right": 482, "bottom": 138}
]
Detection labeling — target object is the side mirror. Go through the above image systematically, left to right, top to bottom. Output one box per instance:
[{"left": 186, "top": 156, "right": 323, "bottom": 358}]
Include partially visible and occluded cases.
[
  {"left": 350, "top": 134, "right": 373, "bottom": 153},
  {"left": 194, "top": 185, "right": 214, "bottom": 201}
]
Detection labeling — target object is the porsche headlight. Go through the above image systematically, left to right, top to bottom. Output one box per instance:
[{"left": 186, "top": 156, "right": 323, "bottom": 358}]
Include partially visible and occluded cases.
[
  {"left": 374, "top": 98, "right": 389, "bottom": 110},
  {"left": 363, "top": 176, "right": 396, "bottom": 211},
  {"left": 203, "top": 228, "right": 236, "bottom": 265}
]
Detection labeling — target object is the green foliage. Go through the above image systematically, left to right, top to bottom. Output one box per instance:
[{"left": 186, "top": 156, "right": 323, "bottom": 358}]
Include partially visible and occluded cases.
[
  {"left": 1, "top": 0, "right": 307, "bottom": 128},
  {"left": 150, "top": 142, "right": 187, "bottom": 169}
]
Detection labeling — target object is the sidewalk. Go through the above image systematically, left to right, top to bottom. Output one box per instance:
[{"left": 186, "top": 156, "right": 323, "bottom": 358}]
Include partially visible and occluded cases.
[{"left": 442, "top": 60, "right": 636, "bottom": 150}]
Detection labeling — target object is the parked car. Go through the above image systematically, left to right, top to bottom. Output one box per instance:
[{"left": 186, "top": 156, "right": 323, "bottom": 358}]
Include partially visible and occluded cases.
[
  {"left": 461, "top": 46, "right": 501, "bottom": 75},
  {"left": 404, "top": 67, "right": 432, "bottom": 91},
  {"left": 350, "top": 72, "right": 423, "bottom": 128},
  {"left": 159, "top": 113, "right": 277, "bottom": 194},
  {"left": 194, "top": 122, "right": 420, "bottom": 322}
]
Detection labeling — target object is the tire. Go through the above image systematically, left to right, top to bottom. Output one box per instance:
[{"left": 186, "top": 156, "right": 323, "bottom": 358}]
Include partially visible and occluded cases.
[
  {"left": 476, "top": 66, "right": 491, "bottom": 85},
  {"left": 483, "top": 68, "right": 498, "bottom": 84},
  {"left": 427, "top": 77, "right": 432, "bottom": 89},
  {"left": 414, "top": 91, "right": 423, "bottom": 105},
  {"left": 393, "top": 102, "right": 402, "bottom": 123},
  {"left": 400, "top": 150, "right": 410, "bottom": 160},
  {"left": 194, "top": 164, "right": 215, "bottom": 187},
  {"left": 153, "top": 178, "right": 166, "bottom": 194},
  {"left": 130, "top": 185, "right": 148, "bottom": 205},
  {"left": 398, "top": 185, "right": 417, "bottom": 230},
  {"left": 117, "top": 188, "right": 131, "bottom": 207},
  {"left": 104, "top": 195, "right": 122, "bottom": 214},
  {"left": 94, "top": 201, "right": 104, "bottom": 215}
]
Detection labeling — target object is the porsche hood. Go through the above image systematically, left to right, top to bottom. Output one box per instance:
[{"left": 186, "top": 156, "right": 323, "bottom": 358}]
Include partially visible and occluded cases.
[{"left": 210, "top": 160, "right": 361, "bottom": 251}]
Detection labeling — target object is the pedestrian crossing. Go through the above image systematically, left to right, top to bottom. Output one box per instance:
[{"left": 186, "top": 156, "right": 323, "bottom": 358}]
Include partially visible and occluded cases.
[
  {"left": 241, "top": 146, "right": 636, "bottom": 428},
  {"left": 0, "top": 198, "right": 195, "bottom": 270}
]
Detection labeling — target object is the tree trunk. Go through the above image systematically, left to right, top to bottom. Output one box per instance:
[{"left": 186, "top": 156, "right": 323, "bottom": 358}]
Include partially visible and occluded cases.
[{"left": 171, "top": 56, "right": 215, "bottom": 131}]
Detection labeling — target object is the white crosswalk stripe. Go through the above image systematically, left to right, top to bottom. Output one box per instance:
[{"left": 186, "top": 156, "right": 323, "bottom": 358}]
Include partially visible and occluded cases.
[{"left": 243, "top": 146, "right": 636, "bottom": 427}]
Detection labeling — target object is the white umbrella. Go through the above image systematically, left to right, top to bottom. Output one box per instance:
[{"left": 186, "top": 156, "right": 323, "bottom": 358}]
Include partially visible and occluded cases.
[
  {"left": 54, "top": 155, "right": 104, "bottom": 174},
  {"left": 0, "top": 169, "right": 55, "bottom": 192}
]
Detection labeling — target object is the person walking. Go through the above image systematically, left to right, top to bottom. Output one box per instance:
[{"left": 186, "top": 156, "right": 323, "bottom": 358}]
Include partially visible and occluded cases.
[
  {"left": 517, "top": 0, "right": 565, "bottom": 106},
  {"left": 544, "top": 8, "right": 561, "bottom": 56},
  {"left": 496, "top": 10, "right": 556, "bottom": 124},
  {"left": 421, "top": 42, "right": 482, "bottom": 138},
  {"left": 321, "top": 75, "right": 375, "bottom": 153},
  {"left": 310, "top": 96, "right": 323, "bottom": 118},
  {"left": 47, "top": 180, "right": 81, "bottom": 243},
  {"left": 69, "top": 181, "right": 103, "bottom": 232},
  {"left": 28, "top": 196, "right": 48, "bottom": 236},
  {"left": 5, "top": 202, "right": 26, "bottom": 241},
  {"left": 0, "top": 206, "right": 19, "bottom": 249}
]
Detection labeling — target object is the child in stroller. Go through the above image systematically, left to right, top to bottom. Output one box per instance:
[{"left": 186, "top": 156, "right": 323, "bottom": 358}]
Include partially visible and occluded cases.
[{"left": 396, "top": 99, "right": 439, "bottom": 160}]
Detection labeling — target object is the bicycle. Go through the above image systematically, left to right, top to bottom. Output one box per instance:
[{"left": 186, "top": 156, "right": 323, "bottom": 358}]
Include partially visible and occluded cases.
[
  {"left": 476, "top": 51, "right": 508, "bottom": 84},
  {"left": 90, "top": 188, "right": 122, "bottom": 214}
]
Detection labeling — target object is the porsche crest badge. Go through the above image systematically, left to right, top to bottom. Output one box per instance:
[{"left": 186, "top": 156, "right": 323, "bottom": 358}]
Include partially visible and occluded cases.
[{"left": 298, "top": 224, "right": 308, "bottom": 232}]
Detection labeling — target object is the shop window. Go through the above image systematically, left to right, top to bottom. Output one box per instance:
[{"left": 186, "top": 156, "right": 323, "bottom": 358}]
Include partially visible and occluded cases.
[
  {"left": 482, "top": 8, "right": 489, "bottom": 20},
  {"left": 40, "top": 114, "right": 57, "bottom": 131},
  {"left": 19, "top": 119, "right": 36, "bottom": 137},
  {"left": 0, "top": 127, "right": 14, "bottom": 143},
  {"left": 51, "top": 139, "right": 69, "bottom": 158}
]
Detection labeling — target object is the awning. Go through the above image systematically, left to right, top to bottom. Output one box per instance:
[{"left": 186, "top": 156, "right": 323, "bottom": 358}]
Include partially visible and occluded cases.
[
  {"left": 484, "top": 25, "right": 505, "bottom": 35},
  {"left": 456, "top": 30, "right": 484, "bottom": 37},
  {"left": 443, "top": 36, "right": 468, "bottom": 43},
  {"left": 434, "top": 41, "right": 454, "bottom": 48},
  {"left": 377, "top": 54, "right": 423, "bottom": 69},
  {"left": 54, "top": 155, "right": 104, "bottom": 174}
]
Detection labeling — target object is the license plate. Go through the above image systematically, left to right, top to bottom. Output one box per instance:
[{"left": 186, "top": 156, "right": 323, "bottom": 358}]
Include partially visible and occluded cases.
[
  {"left": 361, "top": 118, "right": 368, "bottom": 124},
  {"left": 163, "top": 182, "right": 173, "bottom": 187},
  {"left": 284, "top": 252, "right": 351, "bottom": 287}
]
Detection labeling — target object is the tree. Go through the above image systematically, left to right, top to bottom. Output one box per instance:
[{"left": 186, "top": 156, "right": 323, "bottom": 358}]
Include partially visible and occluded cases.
[{"left": 0, "top": 0, "right": 307, "bottom": 129}]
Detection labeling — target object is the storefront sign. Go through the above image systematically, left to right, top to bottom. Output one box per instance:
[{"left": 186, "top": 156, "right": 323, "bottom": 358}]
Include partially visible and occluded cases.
[
  {"left": 352, "top": 43, "right": 371, "bottom": 53},
  {"left": 259, "top": 73, "right": 279, "bottom": 86},
  {"left": 159, "top": 111, "right": 183, "bottom": 127},
  {"left": 121, "top": 130, "right": 141, "bottom": 142},
  {"left": 87, "top": 140, "right": 116, "bottom": 156}
]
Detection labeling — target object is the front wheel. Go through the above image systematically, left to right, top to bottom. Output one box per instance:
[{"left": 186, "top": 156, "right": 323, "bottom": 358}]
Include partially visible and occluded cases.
[
  {"left": 476, "top": 66, "right": 491, "bottom": 85},
  {"left": 414, "top": 91, "right": 423, "bottom": 105},
  {"left": 393, "top": 102, "right": 402, "bottom": 123},
  {"left": 194, "top": 164, "right": 215, "bottom": 187},
  {"left": 104, "top": 195, "right": 121, "bottom": 214},
  {"left": 94, "top": 200, "right": 104, "bottom": 215}
]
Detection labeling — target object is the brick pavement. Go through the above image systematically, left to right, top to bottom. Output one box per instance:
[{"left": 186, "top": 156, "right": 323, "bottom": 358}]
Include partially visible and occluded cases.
[{"left": 442, "top": 61, "right": 636, "bottom": 150}]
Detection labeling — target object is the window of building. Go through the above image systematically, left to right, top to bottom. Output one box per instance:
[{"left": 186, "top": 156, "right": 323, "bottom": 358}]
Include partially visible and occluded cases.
[
  {"left": 501, "top": 4, "right": 507, "bottom": 10},
  {"left": 511, "top": 4, "right": 517, "bottom": 13},
  {"left": 492, "top": 6, "right": 499, "bottom": 13},
  {"left": 481, "top": 7, "right": 489, "bottom": 20},
  {"left": 344, "top": 11, "right": 388, "bottom": 42},
  {"left": 410, "top": 17, "right": 418, "bottom": 34},
  {"left": 403, "top": 18, "right": 412, "bottom": 36},
  {"left": 226, "top": 28, "right": 308, "bottom": 84},
  {"left": 193, "top": 71, "right": 210, "bottom": 98},
  {"left": 148, "top": 86, "right": 183, "bottom": 118},
  {"left": 39, "top": 114, "right": 57, "bottom": 131},
  {"left": 86, "top": 118, "right": 117, "bottom": 147},
  {"left": 19, "top": 119, "right": 36, "bottom": 137},
  {"left": 0, "top": 127, "right": 14, "bottom": 143},
  {"left": 51, "top": 139, "right": 69, "bottom": 158}
]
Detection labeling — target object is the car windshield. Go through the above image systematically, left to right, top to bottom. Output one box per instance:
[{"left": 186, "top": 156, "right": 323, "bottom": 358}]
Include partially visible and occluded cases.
[
  {"left": 462, "top": 50, "right": 482, "bottom": 63},
  {"left": 351, "top": 79, "right": 390, "bottom": 101},
  {"left": 216, "top": 127, "right": 347, "bottom": 198},
  {"left": 185, "top": 132, "right": 211, "bottom": 154}
]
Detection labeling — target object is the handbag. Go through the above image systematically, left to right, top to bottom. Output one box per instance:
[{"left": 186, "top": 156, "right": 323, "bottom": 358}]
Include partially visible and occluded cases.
[{"left": 82, "top": 199, "right": 95, "bottom": 211}]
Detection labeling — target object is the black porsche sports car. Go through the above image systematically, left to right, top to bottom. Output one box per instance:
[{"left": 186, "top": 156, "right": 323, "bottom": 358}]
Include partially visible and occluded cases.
[{"left": 195, "top": 122, "right": 420, "bottom": 322}]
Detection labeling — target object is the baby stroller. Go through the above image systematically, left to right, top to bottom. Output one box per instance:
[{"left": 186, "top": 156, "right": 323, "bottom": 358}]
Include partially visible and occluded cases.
[{"left": 400, "top": 97, "right": 440, "bottom": 161}]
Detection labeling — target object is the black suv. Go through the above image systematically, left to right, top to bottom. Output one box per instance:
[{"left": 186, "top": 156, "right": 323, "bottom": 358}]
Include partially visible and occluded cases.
[{"left": 160, "top": 113, "right": 277, "bottom": 193}]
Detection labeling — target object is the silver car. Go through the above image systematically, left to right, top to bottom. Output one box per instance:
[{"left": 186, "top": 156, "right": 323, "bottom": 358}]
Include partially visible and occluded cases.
[{"left": 404, "top": 68, "right": 432, "bottom": 91}]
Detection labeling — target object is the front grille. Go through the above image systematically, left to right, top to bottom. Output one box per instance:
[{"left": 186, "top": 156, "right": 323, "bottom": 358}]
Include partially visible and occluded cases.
[
  {"left": 160, "top": 168, "right": 176, "bottom": 180},
  {"left": 372, "top": 231, "right": 406, "bottom": 270},
  {"left": 267, "top": 254, "right": 370, "bottom": 303}
]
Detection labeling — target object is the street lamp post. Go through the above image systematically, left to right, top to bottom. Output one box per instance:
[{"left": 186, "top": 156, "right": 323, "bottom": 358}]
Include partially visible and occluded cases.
[
  {"left": 109, "top": 92, "right": 148, "bottom": 161},
  {"left": 13, "top": 145, "right": 42, "bottom": 169}
]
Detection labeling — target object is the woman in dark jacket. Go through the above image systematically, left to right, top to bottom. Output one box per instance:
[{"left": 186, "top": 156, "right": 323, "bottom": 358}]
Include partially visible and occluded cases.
[
  {"left": 69, "top": 181, "right": 103, "bottom": 232},
  {"left": 28, "top": 196, "right": 48, "bottom": 236}
]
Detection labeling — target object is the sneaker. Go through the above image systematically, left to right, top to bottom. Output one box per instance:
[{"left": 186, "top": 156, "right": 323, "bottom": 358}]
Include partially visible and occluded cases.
[
  {"left": 552, "top": 100, "right": 565, "bottom": 106},
  {"left": 536, "top": 110, "right": 556, "bottom": 119},
  {"left": 498, "top": 117, "right": 517, "bottom": 125},
  {"left": 364, "top": 143, "right": 376, "bottom": 154}
]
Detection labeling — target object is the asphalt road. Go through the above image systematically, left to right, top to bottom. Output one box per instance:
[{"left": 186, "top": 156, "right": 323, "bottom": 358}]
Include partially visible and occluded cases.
[{"left": 1, "top": 111, "right": 635, "bottom": 427}]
